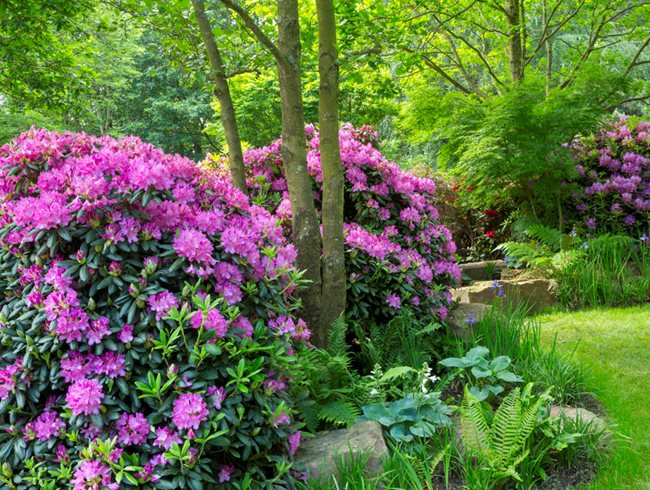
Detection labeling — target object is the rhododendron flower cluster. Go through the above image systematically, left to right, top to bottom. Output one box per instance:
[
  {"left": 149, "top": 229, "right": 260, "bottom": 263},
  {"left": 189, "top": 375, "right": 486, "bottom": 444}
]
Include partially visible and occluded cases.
[
  {"left": 570, "top": 117, "right": 650, "bottom": 235},
  {"left": 238, "top": 124, "right": 459, "bottom": 323},
  {"left": 0, "top": 129, "right": 305, "bottom": 488}
]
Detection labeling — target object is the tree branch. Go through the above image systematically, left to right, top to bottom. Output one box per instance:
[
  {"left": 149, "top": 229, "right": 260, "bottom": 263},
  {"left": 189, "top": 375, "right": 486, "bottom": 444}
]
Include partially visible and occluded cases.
[
  {"left": 218, "top": 0, "right": 281, "bottom": 62},
  {"left": 624, "top": 33, "right": 650, "bottom": 77}
]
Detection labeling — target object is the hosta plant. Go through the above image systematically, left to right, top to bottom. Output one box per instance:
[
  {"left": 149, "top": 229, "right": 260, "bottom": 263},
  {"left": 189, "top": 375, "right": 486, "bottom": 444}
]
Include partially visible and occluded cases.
[
  {"left": 0, "top": 129, "right": 308, "bottom": 489},
  {"left": 440, "top": 346, "right": 523, "bottom": 402}
]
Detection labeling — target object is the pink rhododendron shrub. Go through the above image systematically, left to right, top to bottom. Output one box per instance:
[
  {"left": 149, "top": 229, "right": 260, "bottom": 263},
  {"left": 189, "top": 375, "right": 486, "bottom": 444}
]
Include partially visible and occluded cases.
[
  {"left": 570, "top": 117, "right": 650, "bottom": 236},
  {"left": 241, "top": 124, "right": 460, "bottom": 324},
  {"left": 0, "top": 129, "right": 307, "bottom": 489}
]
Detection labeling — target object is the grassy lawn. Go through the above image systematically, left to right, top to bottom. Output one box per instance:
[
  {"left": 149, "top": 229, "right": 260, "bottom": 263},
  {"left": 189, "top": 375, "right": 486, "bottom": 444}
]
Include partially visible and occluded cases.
[{"left": 538, "top": 305, "right": 650, "bottom": 490}]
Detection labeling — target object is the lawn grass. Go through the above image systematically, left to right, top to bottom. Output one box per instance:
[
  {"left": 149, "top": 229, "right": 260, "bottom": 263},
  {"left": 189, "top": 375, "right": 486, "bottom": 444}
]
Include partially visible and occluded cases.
[{"left": 538, "top": 305, "right": 650, "bottom": 490}]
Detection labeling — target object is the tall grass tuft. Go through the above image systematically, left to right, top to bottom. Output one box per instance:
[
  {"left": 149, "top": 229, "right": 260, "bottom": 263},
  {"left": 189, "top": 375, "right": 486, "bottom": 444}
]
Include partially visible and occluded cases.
[
  {"left": 556, "top": 235, "right": 650, "bottom": 308},
  {"left": 456, "top": 300, "right": 589, "bottom": 405}
]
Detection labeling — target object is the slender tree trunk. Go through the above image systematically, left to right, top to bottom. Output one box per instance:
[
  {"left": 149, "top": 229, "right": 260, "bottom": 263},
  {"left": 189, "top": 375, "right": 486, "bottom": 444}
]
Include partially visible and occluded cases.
[
  {"left": 191, "top": 0, "right": 247, "bottom": 193},
  {"left": 277, "top": 0, "right": 324, "bottom": 339},
  {"left": 316, "top": 0, "right": 345, "bottom": 345},
  {"left": 505, "top": 0, "right": 524, "bottom": 82},
  {"left": 543, "top": 0, "right": 553, "bottom": 97}
]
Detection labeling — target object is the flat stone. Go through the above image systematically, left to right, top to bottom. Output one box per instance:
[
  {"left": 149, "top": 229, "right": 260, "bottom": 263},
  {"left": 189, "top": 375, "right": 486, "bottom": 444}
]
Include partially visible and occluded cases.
[
  {"left": 459, "top": 260, "right": 507, "bottom": 282},
  {"left": 450, "top": 278, "right": 557, "bottom": 311},
  {"left": 447, "top": 303, "right": 493, "bottom": 337},
  {"left": 549, "top": 405, "right": 607, "bottom": 433},
  {"left": 295, "top": 421, "right": 387, "bottom": 482}
]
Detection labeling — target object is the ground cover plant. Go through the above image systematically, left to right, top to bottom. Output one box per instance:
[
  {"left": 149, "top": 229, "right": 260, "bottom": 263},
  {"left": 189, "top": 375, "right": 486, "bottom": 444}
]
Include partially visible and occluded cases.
[{"left": 0, "top": 129, "right": 309, "bottom": 489}]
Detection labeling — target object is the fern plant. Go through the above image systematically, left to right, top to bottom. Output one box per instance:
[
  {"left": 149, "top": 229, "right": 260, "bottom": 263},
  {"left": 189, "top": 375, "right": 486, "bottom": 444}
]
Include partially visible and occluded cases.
[{"left": 461, "top": 383, "right": 551, "bottom": 484}]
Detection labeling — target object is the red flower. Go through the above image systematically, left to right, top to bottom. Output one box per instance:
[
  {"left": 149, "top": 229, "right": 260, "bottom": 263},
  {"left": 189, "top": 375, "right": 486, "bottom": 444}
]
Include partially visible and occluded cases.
[
  {"left": 466, "top": 186, "right": 474, "bottom": 192},
  {"left": 483, "top": 209, "right": 498, "bottom": 218},
  {"left": 485, "top": 230, "right": 496, "bottom": 239}
]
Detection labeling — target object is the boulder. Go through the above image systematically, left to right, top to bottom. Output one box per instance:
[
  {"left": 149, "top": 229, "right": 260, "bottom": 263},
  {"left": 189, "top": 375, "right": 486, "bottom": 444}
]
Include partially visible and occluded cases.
[
  {"left": 459, "top": 260, "right": 507, "bottom": 282},
  {"left": 450, "top": 278, "right": 557, "bottom": 311},
  {"left": 447, "top": 303, "right": 493, "bottom": 337},
  {"left": 549, "top": 405, "right": 607, "bottom": 433},
  {"left": 295, "top": 421, "right": 388, "bottom": 482}
]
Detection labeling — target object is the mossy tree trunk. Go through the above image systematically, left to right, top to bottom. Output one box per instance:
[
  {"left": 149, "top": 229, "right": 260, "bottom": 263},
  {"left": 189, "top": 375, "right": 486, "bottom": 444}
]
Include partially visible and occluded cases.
[
  {"left": 191, "top": 0, "right": 247, "bottom": 193},
  {"left": 316, "top": 0, "right": 345, "bottom": 344}
]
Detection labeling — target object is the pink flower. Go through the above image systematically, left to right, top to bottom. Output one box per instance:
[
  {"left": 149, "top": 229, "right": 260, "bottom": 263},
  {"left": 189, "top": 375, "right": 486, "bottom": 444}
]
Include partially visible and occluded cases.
[
  {"left": 173, "top": 228, "right": 215, "bottom": 265},
  {"left": 86, "top": 316, "right": 110, "bottom": 345},
  {"left": 66, "top": 378, "right": 104, "bottom": 416},
  {"left": 172, "top": 394, "right": 208, "bottom": 430},
  {"left": 23, "top": 411, "right": 66, "bottom": 441},
  {"left": 116, "top": 412, "right": 150, "bottom": 446},
  {"left": 71, "top": 460, "right": 117, "bottom": 490}
]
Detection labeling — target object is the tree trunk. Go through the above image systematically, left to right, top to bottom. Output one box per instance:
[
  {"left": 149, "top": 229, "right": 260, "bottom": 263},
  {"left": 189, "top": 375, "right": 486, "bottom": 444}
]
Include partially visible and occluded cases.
[
  {"left": 191, "top": 0, "right": 247, "bottom": 193},
  {"left": 277, "top": 0, "right": 324, "bottom": 340},
  {"left": 316, "top": 0, "right": 345, "bottom": 345},
  {"left": 505, "top": 0, "right": 524, "bottom": 82},
  {"left": 542, "top": 0, "right": 553, "bottom": 97}
]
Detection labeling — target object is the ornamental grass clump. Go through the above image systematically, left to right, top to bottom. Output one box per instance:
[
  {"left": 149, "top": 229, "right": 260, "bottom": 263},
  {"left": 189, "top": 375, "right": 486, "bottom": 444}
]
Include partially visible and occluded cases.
[
  {"left": 570, "top": 117, "right": 650, "bottom": 236},
  {"left": 239, "top": 124, "right": 460, "bottom": 325},
  {"left": 0, "top": 129, "right": 308, "bottom": 489}
]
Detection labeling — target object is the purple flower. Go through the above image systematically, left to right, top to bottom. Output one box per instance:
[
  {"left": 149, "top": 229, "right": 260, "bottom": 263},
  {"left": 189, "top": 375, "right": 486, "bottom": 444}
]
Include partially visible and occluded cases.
[
  {"left": 585, "top": 217, "right": 597, "bottom": 230},
  {"left": 148, "top": 290, "right": 179, "bottom": 321},
  {"left": 386, "top": 293, "right": 401, "bottom": 309},
  {"left": 117, "top": 323, "right": 134, "bottom": 343},
  {"left": 66, "top": 378, "right": 104, "bottom": 416},
  {"left": 207, "top": 386, "right": 227, "bottom": 409},
  {"left": 172, "top": 394, "right": 208, "bottom": 430},
  {"left": 153, "top": 427, "right": 182, "bottom": 450},
  {"left": 288, "top": 431, "right": 301, "bottom": 456},
  {"left": 218, "top": 464, "right": 235, "bottom": 483}
]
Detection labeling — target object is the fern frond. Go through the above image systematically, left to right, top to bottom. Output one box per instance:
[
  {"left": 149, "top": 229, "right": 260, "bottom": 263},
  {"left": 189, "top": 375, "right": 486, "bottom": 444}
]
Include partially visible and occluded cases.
[
  {"left": 524, "top": 224, "right": 563, "bottom": 251},
  {"left": 327, "top": 316, "right": 349, "bottom": 357},
  {"left": 461, "top": 386, "right": 490, "bottom": 456},
  {"left": 490, "top": 387, "right": 522, "bottom": 466},
  {"left": 317, "top": 400, "right": 361, "bottom": 427}
]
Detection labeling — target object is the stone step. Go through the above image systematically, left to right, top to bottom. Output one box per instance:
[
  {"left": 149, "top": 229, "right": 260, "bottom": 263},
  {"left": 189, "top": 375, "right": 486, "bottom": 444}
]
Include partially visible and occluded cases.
[
  {"left": 459, "top": 260, "right": 507, "bottom": 282},
  {"left": 450, "top": 278, "right": 557, "bottom": 312},
  {"left": 447, "top": 303, "right": 493, "bottom": 337}
]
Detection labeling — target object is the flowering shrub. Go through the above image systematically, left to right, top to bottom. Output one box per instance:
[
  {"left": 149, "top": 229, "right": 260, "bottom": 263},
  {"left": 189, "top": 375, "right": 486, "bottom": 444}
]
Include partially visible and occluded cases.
[
  {"left": 570, "top": 117, "right": 650, "bottom": 236},
  {"left": 239, "top": 124, "right": 460, "bottom": 324},
  {"left": 0, "top": 129, "right": 308, "bottom": 489},
  {"left": 409, "top": 167, "right": 513, "bottom": 262}
]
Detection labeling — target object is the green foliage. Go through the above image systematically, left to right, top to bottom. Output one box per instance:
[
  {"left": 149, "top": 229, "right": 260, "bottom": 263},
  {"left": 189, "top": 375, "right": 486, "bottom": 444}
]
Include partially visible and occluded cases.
[
  {"left": 399, "top": 71, "right": 622, "bottom": 224},
  {"left": 556, "top": 235, "right": 650, "bottom": 308},
  {"left": 354, "top": 311, "right": 441, "bottom": 372},
  {"left": 440, "top": 346, "right": 523, "bottom": 402},
  {"left": 461, "top": 383, "right": 551, "bottom": 484},
  {"left": 360, "top": 393, "right": 452, "bottom": 443}
]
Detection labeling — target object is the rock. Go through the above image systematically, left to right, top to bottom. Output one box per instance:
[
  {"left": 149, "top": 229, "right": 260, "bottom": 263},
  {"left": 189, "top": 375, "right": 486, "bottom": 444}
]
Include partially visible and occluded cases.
[
  {"left": 459, "top": 260, "right": 507, "bottom": 282},
  {"left": 450, "top": 278, "right": 557, "bottom": 311},
  {"left": 447, "top": 303, "right": 493, "bottom": 337},
  {"left": 549, "top": 405, "right": 607, "bottom": 433},
  {"left": 295, "top": 421, "right": 388, "bottom": 482}
]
